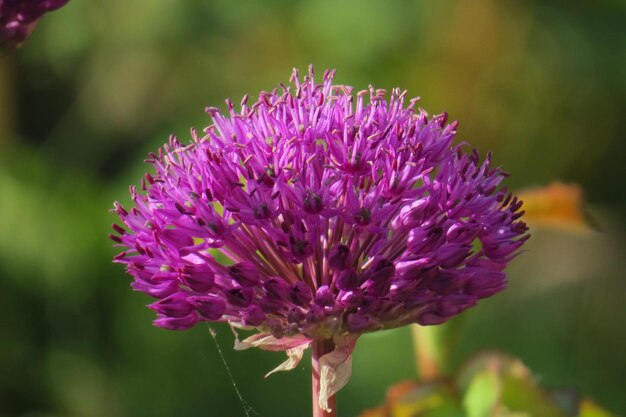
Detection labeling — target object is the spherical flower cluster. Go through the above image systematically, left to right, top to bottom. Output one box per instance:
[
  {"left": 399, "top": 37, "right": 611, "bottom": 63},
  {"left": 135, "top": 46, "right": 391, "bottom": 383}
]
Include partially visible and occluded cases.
[
  {"left": 0, "top": 0, "right": 69, "bottom": 50},
  {"left": 111, "top": 67, "right": 528, "bottom": 343}
]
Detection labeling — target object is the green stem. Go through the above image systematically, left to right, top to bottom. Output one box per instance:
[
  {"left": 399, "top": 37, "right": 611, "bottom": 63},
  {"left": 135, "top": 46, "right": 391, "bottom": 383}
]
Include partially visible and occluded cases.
[{"left": 411, "top": 324, "right": 445, "bottom": 380}]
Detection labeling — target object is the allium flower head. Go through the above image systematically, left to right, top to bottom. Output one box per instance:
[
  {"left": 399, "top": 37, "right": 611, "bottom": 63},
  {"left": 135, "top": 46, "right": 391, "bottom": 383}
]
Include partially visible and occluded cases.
[
  {"left": 0, "top": 0, "right": 69, "bottom": 51},
  {"left": 111, "top": 66, "right": 528, "bottom": 401}
]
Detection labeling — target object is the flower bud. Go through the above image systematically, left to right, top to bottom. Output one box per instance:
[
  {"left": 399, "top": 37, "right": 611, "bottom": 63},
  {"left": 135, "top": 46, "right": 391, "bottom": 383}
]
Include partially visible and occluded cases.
[
  {"left": 329, "top": 244, "right": 351, "bottom": 270},
  {"left": 229, "top": 262, "right": 260, "bottom": 287},
  {"left": 290, "top": 281, "right": 313, "bottom": 306},
  {"left": 225, "top": 287, "right": 254, "bottom": 307},
  {"left": 149, "top": 293, "right": 193, "bottom": 317},
  {"left": 189, "top": 295, "right": 226, "bottom": 320},
  {"left": 243, "top": 306, "right": 266, "bottom": 326},
  {"left": 154, "top": 312, "right": 198, "bottom": 330}
]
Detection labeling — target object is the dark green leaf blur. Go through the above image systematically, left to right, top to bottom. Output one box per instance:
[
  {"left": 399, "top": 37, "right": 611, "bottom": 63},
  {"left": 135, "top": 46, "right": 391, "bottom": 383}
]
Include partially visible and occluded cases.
[{"left": 1, "top": 0, "right": 624, "bottom": 416}]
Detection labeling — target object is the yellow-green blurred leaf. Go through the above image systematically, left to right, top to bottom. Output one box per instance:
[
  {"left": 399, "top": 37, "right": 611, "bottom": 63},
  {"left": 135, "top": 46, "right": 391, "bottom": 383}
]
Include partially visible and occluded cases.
[
  {"left": 458, "top": 352, "right": 566, "bottom": 417},
  {"left": 463, "top": 369, "right": 500, "bottom": 417},
  {"left": 500, "top": 369, "right": 566, "bottom": 417},
  {"left": 356, "top": 380, "right": 463, "bottom": 417},
  {"left": 390, "top": 383, "right": 458, "bottom": 417},
  {"left": 578, "top": 400, "right": 617, "bottom": 417}
]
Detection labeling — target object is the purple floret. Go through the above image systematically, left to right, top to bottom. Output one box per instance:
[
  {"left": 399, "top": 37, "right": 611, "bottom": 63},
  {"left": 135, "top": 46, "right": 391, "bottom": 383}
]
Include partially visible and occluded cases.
[
  {"left": 0, "top": 0, "right": 69, "bottom": 50},
  {"left": 111, "top": 66, "right": 528, "bottom": 339}
]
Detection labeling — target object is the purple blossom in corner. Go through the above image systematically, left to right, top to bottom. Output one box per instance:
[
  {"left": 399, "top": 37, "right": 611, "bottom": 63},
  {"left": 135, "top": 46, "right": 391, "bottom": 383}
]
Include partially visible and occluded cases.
[
  {"left": 0, "top": 0, "right": 69, "bottom": 51},
  {"left": 110, "top": 66, "right": 528, "bottom": 401}
]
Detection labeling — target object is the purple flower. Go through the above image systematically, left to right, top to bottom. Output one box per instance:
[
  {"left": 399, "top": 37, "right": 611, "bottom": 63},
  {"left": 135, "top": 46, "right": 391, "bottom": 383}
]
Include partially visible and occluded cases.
[
  {"left": 0, "top": 0, "right": 69, "bottom": 51},
  {"left": 111, "top": 67, "right": 528, "bottom": 396}
]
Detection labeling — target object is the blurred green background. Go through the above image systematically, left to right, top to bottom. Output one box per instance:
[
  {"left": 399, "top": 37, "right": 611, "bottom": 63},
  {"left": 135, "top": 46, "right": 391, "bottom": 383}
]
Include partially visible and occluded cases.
[{"left": 1, "top": 0, "right": 625, "bottom": 416}]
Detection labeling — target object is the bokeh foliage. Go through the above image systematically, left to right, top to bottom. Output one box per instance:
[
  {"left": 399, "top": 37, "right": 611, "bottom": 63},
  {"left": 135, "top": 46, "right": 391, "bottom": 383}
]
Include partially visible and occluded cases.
[
  {"left": 1, "top": 0, "right": 624, "bottom": 416},
  {"left": 357, "top": 352, "right": 618, "bottom": 417}
]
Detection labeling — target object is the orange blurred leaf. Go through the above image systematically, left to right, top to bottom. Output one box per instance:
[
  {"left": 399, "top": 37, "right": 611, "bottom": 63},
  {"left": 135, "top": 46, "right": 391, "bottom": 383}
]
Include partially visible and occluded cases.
[
  {"left": 517, "top": 182, "right": 593, "bottom": 233},
  {"left": 358, "top": 408, "right": 387, "bottom": 417}
]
